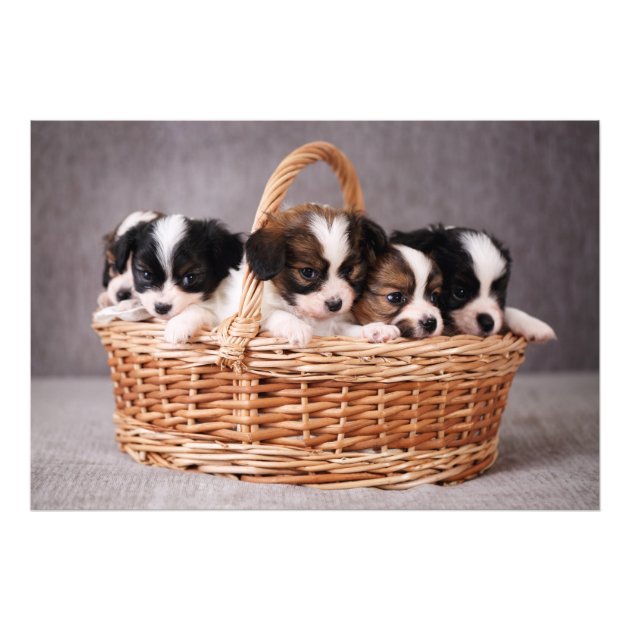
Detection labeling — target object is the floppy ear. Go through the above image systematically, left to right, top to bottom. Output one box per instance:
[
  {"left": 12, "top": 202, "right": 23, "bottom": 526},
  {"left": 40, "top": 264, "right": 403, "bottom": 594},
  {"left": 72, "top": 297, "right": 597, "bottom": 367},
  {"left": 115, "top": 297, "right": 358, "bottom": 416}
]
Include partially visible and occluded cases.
[
  {"left": 360, "top": 217, "right": 389, "bottom": 257},
  {"left": 204, "top": 220, "right": 244, "bottom": 274},
  {"left": 113, "top": 226, "right": 139, "bottom": 274},
  {"left": 245, "top": 226, "right": 285, "bottom": 280},
  {"left": 101, "top": 230, "right": 116, "bottom": 286},
  {"left": 102, "top": 259, "right": 112, "bottom": 288}
]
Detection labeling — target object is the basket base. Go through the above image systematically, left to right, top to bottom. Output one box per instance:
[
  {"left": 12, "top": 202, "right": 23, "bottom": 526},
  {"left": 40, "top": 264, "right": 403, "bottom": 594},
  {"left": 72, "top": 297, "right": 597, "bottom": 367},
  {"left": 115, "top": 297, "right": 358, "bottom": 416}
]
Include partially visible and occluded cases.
[{"left": 113, "top": 412, "right": 500, "bottom": 490}]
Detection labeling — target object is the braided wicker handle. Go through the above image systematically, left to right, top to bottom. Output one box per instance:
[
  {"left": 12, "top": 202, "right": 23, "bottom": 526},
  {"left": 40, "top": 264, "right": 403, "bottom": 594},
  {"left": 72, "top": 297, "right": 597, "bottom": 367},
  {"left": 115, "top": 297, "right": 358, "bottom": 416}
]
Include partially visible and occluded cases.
[{"left": 217, "top": 141, "right": 365, "bottom": 370}]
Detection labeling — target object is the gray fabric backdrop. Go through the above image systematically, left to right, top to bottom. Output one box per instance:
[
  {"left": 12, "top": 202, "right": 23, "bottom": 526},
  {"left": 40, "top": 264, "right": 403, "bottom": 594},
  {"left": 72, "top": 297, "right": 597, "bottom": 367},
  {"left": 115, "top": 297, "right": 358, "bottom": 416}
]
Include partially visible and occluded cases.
[{"left": 31, "top": 121, "right": 598, "bottom": 376}]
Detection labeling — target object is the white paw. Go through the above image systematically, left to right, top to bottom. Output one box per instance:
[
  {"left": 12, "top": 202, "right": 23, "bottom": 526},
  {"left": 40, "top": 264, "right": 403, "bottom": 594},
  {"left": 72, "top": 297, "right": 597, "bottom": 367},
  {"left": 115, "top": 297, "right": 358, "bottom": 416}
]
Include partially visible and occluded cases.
[
  {"left": 164, "top": 317, "right": 196, "bottom": 344},
  {"left": 513, "top": 318, "right": 557, "bottom": 344},
  {"left": 270, "top": 319, "right": 313, "bottom": 347},
  {"left": 361, "top": 322, "right": 401, "bottom": 343}
]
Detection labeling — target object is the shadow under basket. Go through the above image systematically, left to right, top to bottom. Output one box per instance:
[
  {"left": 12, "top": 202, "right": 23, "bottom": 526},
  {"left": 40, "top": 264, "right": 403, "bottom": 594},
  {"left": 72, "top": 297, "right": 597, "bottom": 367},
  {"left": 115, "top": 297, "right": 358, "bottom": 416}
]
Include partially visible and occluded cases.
[{"left": 93, "top": 141, "right": 527, "bottom": 490}]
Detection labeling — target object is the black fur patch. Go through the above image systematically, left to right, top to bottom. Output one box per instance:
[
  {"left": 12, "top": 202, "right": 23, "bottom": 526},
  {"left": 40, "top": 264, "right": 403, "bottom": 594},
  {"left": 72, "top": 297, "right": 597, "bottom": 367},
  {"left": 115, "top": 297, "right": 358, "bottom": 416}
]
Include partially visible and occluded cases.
[{"left": 128, "top": 217, "right": 244, "bottom": 298}]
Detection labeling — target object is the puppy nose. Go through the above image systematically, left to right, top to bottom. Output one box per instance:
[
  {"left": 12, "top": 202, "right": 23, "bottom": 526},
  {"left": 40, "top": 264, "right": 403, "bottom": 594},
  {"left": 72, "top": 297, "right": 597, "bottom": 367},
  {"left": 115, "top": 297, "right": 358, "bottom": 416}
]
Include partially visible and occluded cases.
[
  {"left": 116, "top": 289, "right": 132, "bottom": 302},
  {"left": 325, "top": 298, "right": 342, "bottom": 312},
  {"left": 155, "top": 302, "right": 172, "bottom": 315},
  {"left": 477, "top": 313, "right": 495, "bottom": 333},
  {"left": 421, "top": 317, "right": 437, "bottom": 333}
]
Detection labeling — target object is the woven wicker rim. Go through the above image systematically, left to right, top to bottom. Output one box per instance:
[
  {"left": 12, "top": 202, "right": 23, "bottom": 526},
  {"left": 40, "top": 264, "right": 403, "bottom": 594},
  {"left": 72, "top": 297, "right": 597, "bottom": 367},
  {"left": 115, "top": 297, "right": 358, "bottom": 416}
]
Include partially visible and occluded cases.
[{"left": 94, "top": 319, "right": 526, "bottom": 383}]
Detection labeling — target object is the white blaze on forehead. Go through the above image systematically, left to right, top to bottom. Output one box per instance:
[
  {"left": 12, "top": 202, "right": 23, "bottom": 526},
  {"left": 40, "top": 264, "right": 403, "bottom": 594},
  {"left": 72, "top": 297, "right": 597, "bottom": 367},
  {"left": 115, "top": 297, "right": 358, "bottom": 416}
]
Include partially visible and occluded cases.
[
  {"left": 116, "top": 211, "right": 160, "bottom": 237},
  {"left": 292, "top": 213, "right": 355, "bottom": 318},
  {"left": 308, "top": 213, "right": 351, "bottom": 273},
  {"left": 153, "top": 214, "right": 187, "bottom": 277},
  {"left": 459, "top": 231, "right": 506, "bottom": 296},
  {"left": 392, "top": 244, "right": 442, "bottom": 333},
  {"left": 394, "top": 244, "right": 433, "bottom": 299}
]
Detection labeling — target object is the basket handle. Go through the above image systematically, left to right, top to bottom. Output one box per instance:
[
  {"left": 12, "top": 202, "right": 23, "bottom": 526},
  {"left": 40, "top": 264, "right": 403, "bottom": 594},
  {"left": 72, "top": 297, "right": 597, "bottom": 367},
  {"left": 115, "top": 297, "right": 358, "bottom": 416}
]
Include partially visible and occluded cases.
[{"left": 217, "top": 141, "right": 365, "bottom": 370}]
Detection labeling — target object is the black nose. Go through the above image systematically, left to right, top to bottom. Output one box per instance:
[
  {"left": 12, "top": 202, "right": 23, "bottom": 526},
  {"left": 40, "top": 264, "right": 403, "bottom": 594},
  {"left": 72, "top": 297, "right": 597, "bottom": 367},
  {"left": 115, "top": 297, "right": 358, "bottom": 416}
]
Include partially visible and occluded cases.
[
  {"left": 116, "top": 289, "right": 132, "bottom": 302},
  {"left": 325, "top": 298, "right": 342, "bottom": 312},
  {"left": 155, "top": 302, "right": 172, "bottom": 315},
  {"left": 477, "top": 313, "right": 495, "bottom": 333},
  {"left": 421, "top": 317, "right": 437, "bottom": 333}
]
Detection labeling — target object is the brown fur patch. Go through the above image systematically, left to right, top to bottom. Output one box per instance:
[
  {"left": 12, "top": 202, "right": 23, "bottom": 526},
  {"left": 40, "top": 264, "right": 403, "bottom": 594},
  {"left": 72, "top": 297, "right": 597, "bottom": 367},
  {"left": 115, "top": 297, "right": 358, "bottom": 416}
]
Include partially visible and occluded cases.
[
  {"left": 247, "top": 204, "right": 375, "bottom": 306},
  {"left": 102, "top": 229, "right": 118, "bottom": 283},
  {"left": 353, "top": 246, "right": 415, "bottom": 324},
  {"left": 353, "top": 247, "right": 443, "bottom": 328},
  {"left": 425, "top": 266, "right": 443, "bottom": 301}
]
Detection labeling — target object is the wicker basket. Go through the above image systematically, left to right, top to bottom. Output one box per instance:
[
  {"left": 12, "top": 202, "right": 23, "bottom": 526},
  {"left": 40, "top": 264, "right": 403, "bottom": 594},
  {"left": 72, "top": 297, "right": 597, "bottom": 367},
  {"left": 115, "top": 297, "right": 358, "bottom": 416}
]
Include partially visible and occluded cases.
[{"left": 93, "top": 140, "right": 527, "bottom": 489}]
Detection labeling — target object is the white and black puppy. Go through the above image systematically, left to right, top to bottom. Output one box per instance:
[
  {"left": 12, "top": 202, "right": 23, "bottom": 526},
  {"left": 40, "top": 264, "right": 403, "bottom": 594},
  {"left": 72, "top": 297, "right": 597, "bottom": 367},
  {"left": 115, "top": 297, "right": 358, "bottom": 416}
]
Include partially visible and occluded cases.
[
  {"left": 245, "top": 203, "right": 389, "bottom": 346},
  {"left": 98, "top": 210, "right": 163, "bottom": 308},
  {"left": 114, "top": 214, "right": 243, "bottom": 343},
  {"left": 391, "top": 224, "right": 556, "bottom": 342},
  {"left": 351, "top": 243, "right": 444, "bottom": 342}
]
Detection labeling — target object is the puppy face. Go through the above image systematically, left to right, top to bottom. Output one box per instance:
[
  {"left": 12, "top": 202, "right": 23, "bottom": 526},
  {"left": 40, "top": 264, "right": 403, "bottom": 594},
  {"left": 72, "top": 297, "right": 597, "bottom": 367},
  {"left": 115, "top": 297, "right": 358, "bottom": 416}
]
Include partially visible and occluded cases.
[
  {"left": 246, "top": 204, "right": 387, "bottom": 320},
  {"left": 102, "top": 211, "right": 163, "bottom": 305},
  {"left": 114, "top": 214, "right": 243, "bottom": 320},
  {"left": 391, "top": 225, "right": 511, "bottom": 336},
  {"left": 444, "top": 230, "right": 510, "bottom": 335},
  {"left": 353, "top": 244, "right": 443, "bottom": 338}
]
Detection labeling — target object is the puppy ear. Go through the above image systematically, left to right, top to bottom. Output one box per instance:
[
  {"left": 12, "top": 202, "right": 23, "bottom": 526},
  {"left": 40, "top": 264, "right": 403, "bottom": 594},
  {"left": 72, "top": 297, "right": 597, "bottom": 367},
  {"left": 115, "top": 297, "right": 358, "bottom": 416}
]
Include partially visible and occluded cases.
[
  {"left": 360, "top": 217, "right": 389, "bottom": 257},
  {"left": 204, "top": 220, "right": 244, "bottom": 274},
  {"left": 113, "top": 226, "right": 139, "bottom": 274},
  {"left": 245, "top": 226, "right": 285, "bottom": 280},
  {"left": 390, "top": 227, "right": 446, "bottom": 253},
  {"left": 102, "top": 230, "right": 116, "bottom": 287},
  {"left": 102, "top": 259, "right": 112, "bottom": 288}
]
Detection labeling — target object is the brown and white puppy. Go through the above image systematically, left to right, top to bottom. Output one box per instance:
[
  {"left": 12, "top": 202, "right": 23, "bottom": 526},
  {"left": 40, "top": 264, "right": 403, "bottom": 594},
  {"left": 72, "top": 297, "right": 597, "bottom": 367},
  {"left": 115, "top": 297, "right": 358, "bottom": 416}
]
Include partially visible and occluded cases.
[
  {"left": 245, "top": 203, "right": 388, "bottom": 346},
  {"left": 98, "top": 210, "right": 163, "bottom": 308},
  {"left": 352, "top": 243, "right": 444, "bottom": 341}
]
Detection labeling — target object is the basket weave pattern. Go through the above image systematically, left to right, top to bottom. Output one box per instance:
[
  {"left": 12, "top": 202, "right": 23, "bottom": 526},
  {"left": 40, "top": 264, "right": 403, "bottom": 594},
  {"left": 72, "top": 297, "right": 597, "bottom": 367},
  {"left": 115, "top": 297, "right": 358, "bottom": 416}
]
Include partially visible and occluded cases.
[{"left": 94, "top": 141, "right": 527, "bottom": 489}]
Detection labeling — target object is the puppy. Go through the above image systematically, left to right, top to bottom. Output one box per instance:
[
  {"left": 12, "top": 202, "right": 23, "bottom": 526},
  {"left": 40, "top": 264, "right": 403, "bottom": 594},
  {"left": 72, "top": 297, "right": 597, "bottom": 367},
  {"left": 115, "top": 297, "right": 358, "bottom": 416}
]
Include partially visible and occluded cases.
[
  {"left": 245, "top": 203, "right": 388, "bottom": 346},
  {"left": 98, "top": 210, "right": 163, "bottom": 308},
  {"left": 114, "top": 214, "right": 244, "bottom": 343},
  {"left": 391, "top": 224, "right": 556, "bottom": 342},
  {"left": 352, "top": 243, "right": 444, "bottom": 342}
]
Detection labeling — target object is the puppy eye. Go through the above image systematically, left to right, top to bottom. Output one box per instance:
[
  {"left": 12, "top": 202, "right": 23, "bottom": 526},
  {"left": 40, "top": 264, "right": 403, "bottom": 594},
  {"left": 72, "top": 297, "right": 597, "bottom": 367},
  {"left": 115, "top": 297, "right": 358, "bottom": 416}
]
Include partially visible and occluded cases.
[
  {"left": 339, "top": 265, "right": 353, "bottom": 276},
  {"left": 300, "top": 268, "right": 318, "bottom": 280},
  {"left": 142, "top": 270, "right": 153, "bottom": 281},
  {"left": 182, "top": 273, "right": 197, "bottom": 287},
  {"left": 453, "top": 287, "right": 467, "bottom": 300},
  {"left": 430, "top": 290, "right": 441, "bottom": 305},
  {"left": 387, "top": 292, "right": 406, "bottom": 305}
]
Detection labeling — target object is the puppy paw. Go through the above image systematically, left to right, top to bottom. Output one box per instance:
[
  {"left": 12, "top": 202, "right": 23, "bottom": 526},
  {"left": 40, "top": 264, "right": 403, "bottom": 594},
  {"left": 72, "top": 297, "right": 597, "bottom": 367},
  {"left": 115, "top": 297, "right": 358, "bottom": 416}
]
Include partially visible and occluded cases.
[
  {"left": 505, "top": 308, "right": 557, "bottom": 344},
  {"left": 164, "top": 318, "right": 196, "bottom": 344},
  {"left": 513, "top": 318, "right": 557, "bottom": 344},
  {"left": 270, "top": 320, "right": 313, "bottom": 347},
  {"left": 526, "top": 320, "right": 557, "bottom": 344},
  {"left": 361, "top": 322, "right": 401, "bottom": 343}
]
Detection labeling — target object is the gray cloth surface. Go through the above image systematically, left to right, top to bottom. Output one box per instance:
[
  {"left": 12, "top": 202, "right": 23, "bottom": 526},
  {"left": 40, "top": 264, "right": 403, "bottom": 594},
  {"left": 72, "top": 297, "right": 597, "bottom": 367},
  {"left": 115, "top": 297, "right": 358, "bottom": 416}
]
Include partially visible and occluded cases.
[
  {"left": 31, "top": 121, "right": 598, "bottom": 376},
  {"left": 31, "top": 372, "right": 599, "bottom": 510}
]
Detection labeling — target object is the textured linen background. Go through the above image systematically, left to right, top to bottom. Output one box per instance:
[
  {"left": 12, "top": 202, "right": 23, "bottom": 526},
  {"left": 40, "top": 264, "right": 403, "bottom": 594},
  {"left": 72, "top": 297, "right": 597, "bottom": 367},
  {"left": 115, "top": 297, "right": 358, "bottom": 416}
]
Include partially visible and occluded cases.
[{"left": 31, "top": 121, "right": 598, "bottom": 376}]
